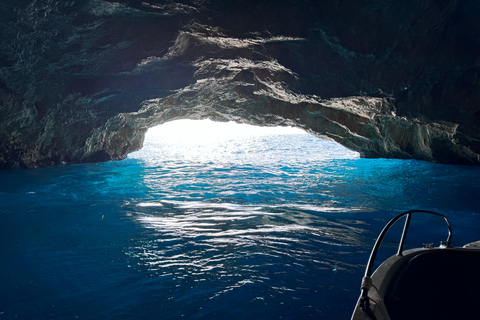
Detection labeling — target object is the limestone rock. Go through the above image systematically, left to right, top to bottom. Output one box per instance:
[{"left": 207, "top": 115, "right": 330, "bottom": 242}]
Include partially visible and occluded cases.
[{"left": 0, "top": 0, "right": 479, "bottom": 169}]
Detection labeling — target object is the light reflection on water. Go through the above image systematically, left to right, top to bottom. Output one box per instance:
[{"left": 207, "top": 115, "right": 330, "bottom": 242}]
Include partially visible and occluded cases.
[
  {"left": 131, "top": 119, "right": 360, "bottom": 167},
  {"left": 119, "top": 120, "right": 480, "bottom": 319},
  {"left": 123, "top": 120, "right": 370, "bottom": 319},
  {"left": 0, "top": 121, "right": 479, "bottom": 319},
  {"left": 125, "top": 197, "right": 369, "bottom": 319},
  {"left": 132, "top": 200, "right": 367, "bottom": 257}
]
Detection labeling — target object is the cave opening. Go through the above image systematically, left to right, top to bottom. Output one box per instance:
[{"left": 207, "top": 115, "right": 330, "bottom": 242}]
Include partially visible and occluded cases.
[{"left": 127, "top": 119, "right": 360, "bottom": 164}]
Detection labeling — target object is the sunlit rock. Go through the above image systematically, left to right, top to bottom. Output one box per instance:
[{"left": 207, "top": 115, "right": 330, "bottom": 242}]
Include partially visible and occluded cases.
[{"left": 0, "top": 0, "right": 479, "bottom": 169}]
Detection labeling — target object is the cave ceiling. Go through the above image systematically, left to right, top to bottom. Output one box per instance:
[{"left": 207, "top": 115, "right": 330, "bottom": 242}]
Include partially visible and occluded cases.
[{"left": 0, "top": 0, "right": 479, "bottom": 169}]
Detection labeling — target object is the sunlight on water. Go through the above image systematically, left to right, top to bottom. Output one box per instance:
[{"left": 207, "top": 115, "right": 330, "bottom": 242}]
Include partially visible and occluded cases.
[
  {"left": 1, "top": 118, "right": 479, "bottom": 320},
  {"left": 129, "top": 119, "right": 360, "bottom": 165},
  {"left": 147, "top": 119, "right": 307, "bottom": 141},
  {"left": 124, "top": 120, "right": 368, "bottom": 319}
]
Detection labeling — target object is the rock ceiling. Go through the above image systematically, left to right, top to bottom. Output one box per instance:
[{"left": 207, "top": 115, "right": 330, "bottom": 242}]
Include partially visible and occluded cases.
[{"left": 0, "top": 0, "right": 479, "bottom": 169}]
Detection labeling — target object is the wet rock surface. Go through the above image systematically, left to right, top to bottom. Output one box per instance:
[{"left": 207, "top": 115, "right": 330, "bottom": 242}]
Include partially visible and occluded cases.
[{"left": 0, "top": 0, "right": 479, "bottom": 169}]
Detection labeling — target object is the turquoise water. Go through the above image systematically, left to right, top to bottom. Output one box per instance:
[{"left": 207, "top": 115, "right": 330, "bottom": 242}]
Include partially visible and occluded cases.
[{"left": 1, "top": 123, "right": 479, "bottom": 319}]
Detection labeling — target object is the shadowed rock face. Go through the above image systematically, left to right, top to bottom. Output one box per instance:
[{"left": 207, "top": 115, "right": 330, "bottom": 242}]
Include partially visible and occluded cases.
[{"left": 0, "top": 0, "right": 479, "bottom": 169}]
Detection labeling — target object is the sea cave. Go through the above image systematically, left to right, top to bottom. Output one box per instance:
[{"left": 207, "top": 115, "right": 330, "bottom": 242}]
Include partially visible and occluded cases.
[{"left": 1, "top": 2, "right": 480, "bottom": 319}]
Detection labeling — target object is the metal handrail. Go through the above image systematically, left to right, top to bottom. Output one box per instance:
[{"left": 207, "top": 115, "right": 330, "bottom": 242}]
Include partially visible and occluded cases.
[
  {"left": 358, "top": 210, "right": 453, "bottom": 319},
  {"left": 364, "top": 210, "right": 452, "bottom": 278}
]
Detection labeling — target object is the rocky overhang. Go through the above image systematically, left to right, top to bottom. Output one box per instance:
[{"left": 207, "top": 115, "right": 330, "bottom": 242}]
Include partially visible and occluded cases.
[{"left": 0, "top": 0, "right": 479, "bottom": 169}]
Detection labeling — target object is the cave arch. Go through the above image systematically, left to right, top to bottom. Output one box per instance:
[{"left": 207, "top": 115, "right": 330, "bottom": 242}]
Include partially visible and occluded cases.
[
  {"left": 0, "top": 0, "right": 479, "bottom": 169},
  {"left": 128, "top": 119, "right": 360, "bottom": 167}
]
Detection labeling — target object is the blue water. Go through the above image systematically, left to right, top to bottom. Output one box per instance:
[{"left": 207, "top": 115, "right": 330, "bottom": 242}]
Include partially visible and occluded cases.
[{"left": 1, "top": 124, "right": 480, "bottom": 319}]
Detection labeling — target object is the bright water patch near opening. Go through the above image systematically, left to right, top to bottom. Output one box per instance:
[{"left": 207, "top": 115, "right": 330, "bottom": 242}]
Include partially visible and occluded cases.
[
  {"left": 130, "top": 119, "right": 360, "bottom": 165},
  {"left": 1, "top": 120, "right": 480, "bottom": 320}
]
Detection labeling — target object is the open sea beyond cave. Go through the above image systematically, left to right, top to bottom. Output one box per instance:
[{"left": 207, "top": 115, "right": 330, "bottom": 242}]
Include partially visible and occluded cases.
[{"left": 1, "top": 120, "right": 479, "bottom": 320}]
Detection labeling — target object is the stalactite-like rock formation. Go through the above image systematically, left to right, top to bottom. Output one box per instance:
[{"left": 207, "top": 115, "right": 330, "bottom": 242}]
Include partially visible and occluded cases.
[{"left": 0, "top": 0, "right": 479, "bottom": 169}]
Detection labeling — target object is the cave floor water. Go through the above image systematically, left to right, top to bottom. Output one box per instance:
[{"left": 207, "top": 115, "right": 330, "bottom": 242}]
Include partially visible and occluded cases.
[{"left": 1, "top": 126, "right": 480, "bottom": 319}]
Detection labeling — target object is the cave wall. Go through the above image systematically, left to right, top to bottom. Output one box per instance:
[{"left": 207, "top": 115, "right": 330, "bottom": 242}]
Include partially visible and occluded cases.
[{"left": 0, "top": 0, "right": 479, "bottom": 169}]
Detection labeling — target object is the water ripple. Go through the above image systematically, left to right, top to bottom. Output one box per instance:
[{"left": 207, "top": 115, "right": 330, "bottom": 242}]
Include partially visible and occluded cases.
[
  {"left": 1, "top": 125, "right": 479, "bottom": 320},
  {"left": 127, "top": 199, "right": 369, "bottom": 292}
]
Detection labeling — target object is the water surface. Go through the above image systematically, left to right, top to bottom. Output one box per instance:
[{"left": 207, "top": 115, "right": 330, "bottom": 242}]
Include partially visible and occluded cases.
[{"left": 1, "top": 121, "right": 479, "bottom": 319}]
